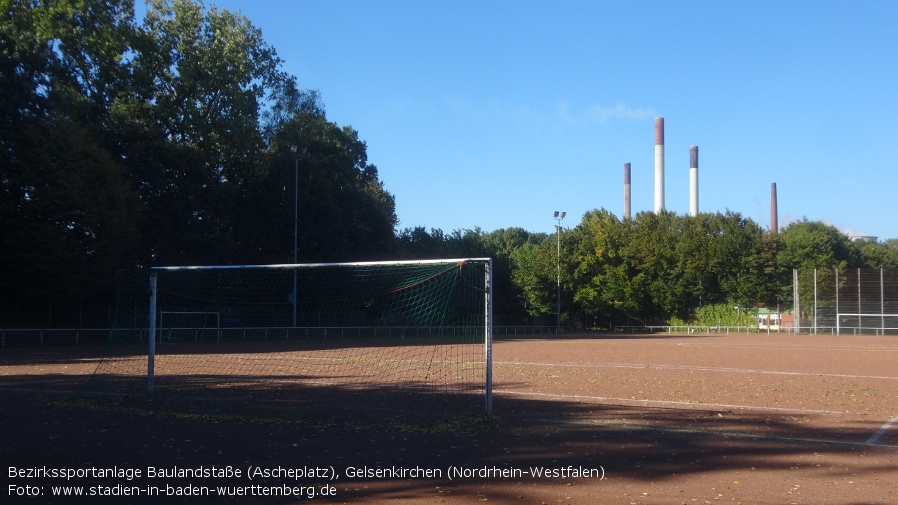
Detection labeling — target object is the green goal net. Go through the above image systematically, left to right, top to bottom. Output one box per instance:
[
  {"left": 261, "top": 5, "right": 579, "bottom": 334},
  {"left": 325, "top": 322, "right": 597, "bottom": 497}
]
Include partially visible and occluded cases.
[{"left": 107, "top": 259, "right": 493, "bottom": 417}]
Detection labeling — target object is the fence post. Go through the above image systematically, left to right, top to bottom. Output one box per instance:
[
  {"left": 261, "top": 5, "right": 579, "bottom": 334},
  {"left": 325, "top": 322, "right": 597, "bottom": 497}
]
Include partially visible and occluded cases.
[
  {"left": 813, "top": 268, "right": 818, "bottom": 335},
  {"left": 793, "top": 269, "right": 800, "bottom": 333},
  {"left": 148, "top": 272, "right": 157, "bottom": 394}
]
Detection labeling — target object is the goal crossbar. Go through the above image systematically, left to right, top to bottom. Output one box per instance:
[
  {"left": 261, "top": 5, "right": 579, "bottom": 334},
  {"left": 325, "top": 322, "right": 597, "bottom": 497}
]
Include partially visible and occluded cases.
[{"left": 149, "top": 257, "right": 493, "bottom": 271}]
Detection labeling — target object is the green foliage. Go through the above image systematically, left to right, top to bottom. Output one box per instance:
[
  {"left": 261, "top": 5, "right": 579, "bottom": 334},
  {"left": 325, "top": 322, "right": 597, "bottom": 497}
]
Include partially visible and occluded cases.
[
  {"left": 0, "top": 0, "right": 398, "bottom": 308},
  {"left": 1, "top": 0, "right": 139, "bottom": 300},
  {"left": 265, "top": 113, "right": 398, "bottom": 263},
  {"left": 1, "top": 116, "right": 138, "bottom": 299},
  {"left": 518, "top": 209, "right": 789, "bottom": 327},
  {"left": 554, "top": 209, "right": 786, "bottom": 326},
  {"left": 571, "top": 209, "right": 641, "bottom": 322},
  {"left": 460, "top": 211, "right": 895, "bottom": 330},
  {"left": 778, "top": 218, "right": 857, "bottom": 271},
  {"left": 777, "top": 219, "right": 859, "bottom": 315},
  {"left": 392, "top": 226, "right": 545, "bottom": 323},
  {"left": 855, "top": 239, "right": 898, "bottom": 269},
  {"left": 510, "top": 241, "right": 556, "bottom": 317},
  {"left": 689, "top": 303, "right": 756, "bottom": 327},
  {"left": 667, "top": 316, "right": 689, "bottom": 327}
]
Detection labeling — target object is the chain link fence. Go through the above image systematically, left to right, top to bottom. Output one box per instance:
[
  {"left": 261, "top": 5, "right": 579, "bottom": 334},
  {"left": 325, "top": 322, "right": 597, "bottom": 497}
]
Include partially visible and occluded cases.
[{"left": 795, "top": 268, "right": 898, "bottom": 335}]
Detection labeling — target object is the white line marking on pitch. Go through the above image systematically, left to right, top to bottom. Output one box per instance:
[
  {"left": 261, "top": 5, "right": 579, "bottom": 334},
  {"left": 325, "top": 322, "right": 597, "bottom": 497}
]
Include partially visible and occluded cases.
[
  {"left": 542, "top": 340, "right": 898, "bottom": 352},
  {"left": 669, "top": 342, "right": 898, "bottom": 352},
  {"left": 495, "top": 360, "right": 898, "bottom": 380},
  {"left": 0, "top": 386, "right": 127, "bottom": 396},
  {"left": 497, "top": 390, "right": 848, "bottom": 415},
  {"left": 521, "top": 417, "right": 898, "bottom": 449},
  {"left": 867, "top": 417, "right": 898, "bottom": 445}
]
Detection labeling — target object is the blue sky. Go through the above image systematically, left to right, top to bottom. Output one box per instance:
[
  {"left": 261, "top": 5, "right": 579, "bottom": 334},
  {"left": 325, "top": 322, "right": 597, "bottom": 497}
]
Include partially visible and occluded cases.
[{"left": 159, "top": 1, "right": 898, "bottom": 240}]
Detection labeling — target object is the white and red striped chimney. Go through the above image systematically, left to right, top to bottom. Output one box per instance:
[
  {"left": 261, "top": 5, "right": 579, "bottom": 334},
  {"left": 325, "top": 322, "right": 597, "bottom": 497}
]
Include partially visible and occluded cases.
[
  {"left": 654, "top": 117, "right": 665, "bottom": 213},
  {"left": 689, "top": 146, "right": 699, "bottom": 216},
  {"left": 624, "top": 162, "right": 631, "bottom": 220}
]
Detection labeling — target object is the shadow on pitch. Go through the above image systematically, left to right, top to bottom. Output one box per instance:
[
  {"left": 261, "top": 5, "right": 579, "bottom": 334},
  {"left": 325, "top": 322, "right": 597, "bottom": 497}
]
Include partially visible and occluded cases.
[{"left": 3, "top": 337, "right": 898, "bottom": 505}]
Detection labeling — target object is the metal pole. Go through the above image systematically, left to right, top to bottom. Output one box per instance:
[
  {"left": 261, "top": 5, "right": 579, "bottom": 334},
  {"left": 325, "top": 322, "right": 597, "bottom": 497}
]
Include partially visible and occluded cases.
[
  {"left": 292, "top": 153, "right": 298, "bottom": 328},
  {"left": 554, "top": 212, "right": 565, "bottom": 333},
  {"left": 556, "top": 223, "right": 561, "bottom": 332},
  {"left": 484, "top": 259, "right": 493, "bottom": 415},
  {"left": 813, "top": 268, "right": 817, "bottom": 335},
  {"left": 835, "top": 268, "right": 839, "bottom": 328},
  {"left": 793, "top": 269, "right": 800, "bottom": 333},
  {"left": 148, "top": 272, "right": 157, "bottom": 394}
]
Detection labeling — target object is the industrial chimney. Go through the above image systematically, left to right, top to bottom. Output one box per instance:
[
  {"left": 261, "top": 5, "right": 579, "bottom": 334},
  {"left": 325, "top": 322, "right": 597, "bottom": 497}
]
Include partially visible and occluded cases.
[
  {"left": 654, "top": 118, "right": 665, "bottom": 213},
  {"left": 689, "top": 146, "right": 699, "bottom": 217},
  {"left": 624, "top": 162, "right": 631, "bottom": 220},
  {"left": 771, "top": 182, "right": 778, "bottom": 234}
]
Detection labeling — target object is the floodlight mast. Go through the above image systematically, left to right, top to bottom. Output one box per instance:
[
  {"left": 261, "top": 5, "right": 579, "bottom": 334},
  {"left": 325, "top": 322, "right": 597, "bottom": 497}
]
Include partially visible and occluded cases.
[
  {"left": 289, "top": 144, "right": 304, "bottom": 328},
  {"left": 554, "top": 211, "right": 566, "bottom": 333}
]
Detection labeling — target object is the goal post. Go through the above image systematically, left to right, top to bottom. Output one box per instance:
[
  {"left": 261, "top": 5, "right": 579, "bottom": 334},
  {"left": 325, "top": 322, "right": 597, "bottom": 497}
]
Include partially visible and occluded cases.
[{"left": 133, "top": 258, "right": 493, "bottom": 415}]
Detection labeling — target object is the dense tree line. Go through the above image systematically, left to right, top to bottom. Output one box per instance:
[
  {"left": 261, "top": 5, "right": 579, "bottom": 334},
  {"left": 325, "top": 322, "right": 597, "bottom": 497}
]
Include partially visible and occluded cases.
[
  {"left": 1, "top": 0, "right": 397, "bottom": 309},
  {"left": 2, "top": 0, "right": 896, "bottom": 328},
  {"left": 511, "top": 210, "right": 898, "bottom": 328},
  {"left": 384, "top": 217, "right": 898, "bottom": 328}
]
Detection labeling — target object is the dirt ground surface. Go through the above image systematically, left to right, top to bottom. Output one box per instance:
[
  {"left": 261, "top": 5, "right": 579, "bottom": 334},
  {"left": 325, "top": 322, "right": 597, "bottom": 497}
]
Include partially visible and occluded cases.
[{"left": 2, "top": 332, "right": 897, "bottom": 504}]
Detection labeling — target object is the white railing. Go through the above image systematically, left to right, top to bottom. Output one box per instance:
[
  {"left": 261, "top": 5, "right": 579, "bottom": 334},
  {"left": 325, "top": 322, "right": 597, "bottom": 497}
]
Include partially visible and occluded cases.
[
  {"left": 6, "top": 324, "right": 894, "bottom": 347},
  {"left": 1, "top": 325, "right": 571, "bottom": 347},
  {"left": 613, "top": 325, "right": 898, "bottom": 336},
  {"left": 0, "top": 328, "right": 119, "bottom": 347}
]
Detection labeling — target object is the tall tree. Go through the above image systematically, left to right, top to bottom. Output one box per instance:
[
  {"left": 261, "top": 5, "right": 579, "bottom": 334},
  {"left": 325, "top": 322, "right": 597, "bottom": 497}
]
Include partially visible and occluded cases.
[
  {"left": 0, "top": 0, "right": 139, "bottom": 301},
  {"left": 101, "top": 0, "right": 291, "bottom": 265},
  {"left": 266, "top": 113, "right": 398, "bottom": 263},
  {"left": 1, "top": 116, "right": 138, "bottom": 300},
  {"left": 571, "top": 208, "right": 635, "bottom": 325},
  {"left": 534, "top": 209, "right": 780, "bottom": 328},
  {"left": 623, "top": 211, "right": 687, "bottom": 320},
  {"left": 705, "top": 211, "right": 771, "bottom": 310},
  {"left": 771, "top": 219, "right": 858, "bottom": 321},
  {"left": 778, "top": 219, "right": 858, "bottom": 271},
  {"left": 482, "top": 227, "right": 544, "bottom": 323},
  {"left": 854, "top": 239, "right": 898, "bottom": 269},
  {"left": 510, "top": 241, "right": 556, "bottom": 320}
]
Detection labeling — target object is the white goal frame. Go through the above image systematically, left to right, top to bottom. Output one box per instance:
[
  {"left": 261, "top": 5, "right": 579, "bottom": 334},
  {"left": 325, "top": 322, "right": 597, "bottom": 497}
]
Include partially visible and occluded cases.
[
  {"left": 146, "top": 258, "right": 493, "bottom": 414},
  {"left": 836, "top": 313, "right": 898, "bottom": 335}
]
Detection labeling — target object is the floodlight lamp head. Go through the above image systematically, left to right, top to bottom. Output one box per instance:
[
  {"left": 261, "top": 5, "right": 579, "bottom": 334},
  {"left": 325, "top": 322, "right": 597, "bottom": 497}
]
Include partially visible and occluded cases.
[
  {"left": 290, "top": 145, "right": 298, "bottom": 154},
  {"left": 553, "top": 211, "right": 559, "bottom": 218},
  {"left": 560, "top": 212, "right": 566, "bottom": 219}
]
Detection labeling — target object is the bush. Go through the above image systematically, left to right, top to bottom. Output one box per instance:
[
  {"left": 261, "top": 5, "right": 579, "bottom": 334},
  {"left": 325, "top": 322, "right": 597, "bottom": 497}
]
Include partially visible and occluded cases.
[{"left": 691, "top": 303, "right": 755, "bottom": 327}]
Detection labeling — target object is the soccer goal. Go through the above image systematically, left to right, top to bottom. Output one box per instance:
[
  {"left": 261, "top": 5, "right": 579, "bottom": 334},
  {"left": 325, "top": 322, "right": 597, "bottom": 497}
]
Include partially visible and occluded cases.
[
  {"left": 112, "top": 258, "right": 493, "bottom": 416},
  {"left": 836, "top": 313, "right": 898, "bottom": 336}
]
